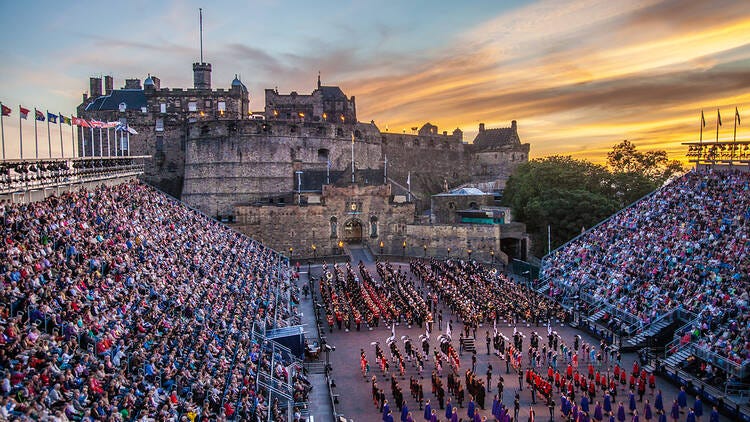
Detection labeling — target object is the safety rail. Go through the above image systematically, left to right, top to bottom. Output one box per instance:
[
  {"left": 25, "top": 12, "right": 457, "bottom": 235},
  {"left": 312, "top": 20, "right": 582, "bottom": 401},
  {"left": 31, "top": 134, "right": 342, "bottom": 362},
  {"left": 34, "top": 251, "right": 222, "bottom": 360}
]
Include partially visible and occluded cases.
[
  {"left": 0, "top": 156, "right": 148, "bottom": 196},
  {"left": 690, "top": 344, "right": 750, "bottom": 380}
]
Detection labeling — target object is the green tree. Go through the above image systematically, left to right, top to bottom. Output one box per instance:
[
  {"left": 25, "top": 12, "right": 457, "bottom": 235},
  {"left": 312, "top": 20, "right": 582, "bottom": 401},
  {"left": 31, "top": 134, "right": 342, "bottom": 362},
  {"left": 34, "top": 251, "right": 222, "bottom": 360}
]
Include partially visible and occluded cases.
[
  {"left": 607, "top": 140, "right": 683, "bottom": 184},
  {"left": 504, "top": 142, "right": 683, "bottom": 258},
  {"left": 502, "top": 156, "right": 618, "bottom": 257}
]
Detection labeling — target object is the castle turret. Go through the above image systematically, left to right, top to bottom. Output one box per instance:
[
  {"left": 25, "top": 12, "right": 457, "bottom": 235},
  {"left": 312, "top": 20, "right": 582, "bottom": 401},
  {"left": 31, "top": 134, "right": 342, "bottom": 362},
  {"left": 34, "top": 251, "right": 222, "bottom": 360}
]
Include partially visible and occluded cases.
[
  {"left": 193, "top": 62, "right": 212, "bottom": 90},
  {"left": 479, "top": 123, "right": 485, "bottom": 132}
]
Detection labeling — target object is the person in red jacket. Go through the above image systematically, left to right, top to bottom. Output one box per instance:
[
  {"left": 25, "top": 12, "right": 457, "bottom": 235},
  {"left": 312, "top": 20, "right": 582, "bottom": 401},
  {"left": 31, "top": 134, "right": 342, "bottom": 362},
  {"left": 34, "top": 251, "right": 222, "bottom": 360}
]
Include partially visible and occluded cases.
[
  {"left": 588, "top": 363, "right": 595, "bottom": 380},
  {"left": 614, "top": 364, "right": 621, "bottom": 381},
  {"left": 648, "top": 372, "right": 656, "bottom": 396}
]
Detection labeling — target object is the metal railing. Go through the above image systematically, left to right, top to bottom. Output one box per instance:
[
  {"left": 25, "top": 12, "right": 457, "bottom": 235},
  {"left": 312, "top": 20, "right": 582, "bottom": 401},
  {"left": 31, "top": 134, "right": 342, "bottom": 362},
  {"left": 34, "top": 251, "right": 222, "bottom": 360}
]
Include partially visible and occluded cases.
[{"left": 0, "top": 156, "right": 148, "bottom": 196}]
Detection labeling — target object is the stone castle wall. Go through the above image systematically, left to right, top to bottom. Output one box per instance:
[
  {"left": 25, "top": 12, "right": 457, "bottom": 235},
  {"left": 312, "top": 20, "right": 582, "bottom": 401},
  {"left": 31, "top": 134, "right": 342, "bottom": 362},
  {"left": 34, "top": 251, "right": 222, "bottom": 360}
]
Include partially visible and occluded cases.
[{"left": 182, "top": 120, "right": 383, "bottom": 216}]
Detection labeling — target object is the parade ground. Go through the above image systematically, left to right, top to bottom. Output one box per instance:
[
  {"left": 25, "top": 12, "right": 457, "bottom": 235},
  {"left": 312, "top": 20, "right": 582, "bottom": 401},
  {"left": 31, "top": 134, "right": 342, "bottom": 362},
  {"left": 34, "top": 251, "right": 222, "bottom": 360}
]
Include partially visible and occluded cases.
[{"left": 300, "top": 258, "right": 724, "bottom": 422}]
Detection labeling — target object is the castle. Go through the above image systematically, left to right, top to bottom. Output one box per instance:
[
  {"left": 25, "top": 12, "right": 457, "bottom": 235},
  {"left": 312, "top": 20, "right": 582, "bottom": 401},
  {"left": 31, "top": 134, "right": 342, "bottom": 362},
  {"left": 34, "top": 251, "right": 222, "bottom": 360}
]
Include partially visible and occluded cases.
[{"left": 78, "top": 61, "right": 530, "bottom": 262}]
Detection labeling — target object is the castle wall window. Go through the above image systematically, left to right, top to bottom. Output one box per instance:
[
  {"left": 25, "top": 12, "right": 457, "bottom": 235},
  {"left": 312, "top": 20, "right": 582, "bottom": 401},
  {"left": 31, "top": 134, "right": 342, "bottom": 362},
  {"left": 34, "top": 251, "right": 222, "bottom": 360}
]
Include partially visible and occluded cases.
[
  {"left": 204, "top": 99, "right": 211, "bottom": 108},
  {"left": 174, "top": 100, "right": 181, "bottom": 108},
  {"left": 218, "top": 101, "right": 226, "bottom": 112},
  {"left": 188, "top": 102, "right": 197, "bottom": 112},
  {"left": 160, "top": 103, "right": 166, "bottom": 114},
  {"left": 155, "top": 118, "right": 164, "bottom": 132},
  {"left": 156, "top": 136, "right": 164, "bottom": 152},
  {"left": 317, "top": 149, "right": 329, "bottom": 162}
]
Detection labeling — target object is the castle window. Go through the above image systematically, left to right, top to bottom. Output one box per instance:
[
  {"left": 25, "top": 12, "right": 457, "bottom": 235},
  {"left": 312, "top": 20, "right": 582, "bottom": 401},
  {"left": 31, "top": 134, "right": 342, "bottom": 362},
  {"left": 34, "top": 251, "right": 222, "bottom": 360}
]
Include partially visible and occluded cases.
[
  {"left": 204, "top": 99, "right": 211, "bottom": 108},
  {"left": 174, "top": 100, "right": 181, "bottom": 108},
  {"left": 218, "top": 101, "right": 226, "bottom": 112},
  {"left": 188, "top": 102, "right": 197, "bottom": 112},
  {"left": 160, "top": 103, "right": 166, "bottom": 114},
  {"left": 155, "top": 118, "right": 164, "bottom": 132},
  {"left": 200, "top": 125, "right": 209, "bottom": 136},
  {"left": 290, "top": 125, "right": 297, "bottom": 134},
  {"left": 336, "top": 127, "right": 343, "bottom": 137},
  {"left": 354, "top": 130, "right": 362, "bottom": 139},
  {"left": 155, "top": 136, "right": 164, "bottom": 152},
  {"left": 317, "top": 149, "right": 329, "bottom": 162},
  {"left": 370, "top": 216, "right": 378, "bottom": 238}
]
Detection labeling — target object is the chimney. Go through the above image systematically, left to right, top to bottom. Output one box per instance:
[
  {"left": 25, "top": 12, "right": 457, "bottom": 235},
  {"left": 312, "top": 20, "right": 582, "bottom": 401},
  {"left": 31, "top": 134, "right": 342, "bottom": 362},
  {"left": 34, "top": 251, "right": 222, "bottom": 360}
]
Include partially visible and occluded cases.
[
  {"left": 193, "top": 62, "right": 212, "bottom": 90},
  {"left": 104, "top": 75, "right": 113, "bottom": 95},
  {"left": 151, "top": 76, "right": 161, "bottom": 89},
  {"left": 89, "top": 77, "right": 102, "bottom": 98},
  {"left": 511, "top": 120, "right": 517, "bottom": 130},
  {"left": 479, "top": 123, "right": 485, "bottom": 132}
]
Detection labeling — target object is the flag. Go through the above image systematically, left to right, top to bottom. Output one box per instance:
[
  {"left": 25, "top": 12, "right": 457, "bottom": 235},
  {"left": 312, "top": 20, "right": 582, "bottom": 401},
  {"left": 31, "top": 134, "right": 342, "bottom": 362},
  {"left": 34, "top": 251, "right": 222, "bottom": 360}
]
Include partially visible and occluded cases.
[
  {"left": 1, "top": 104, "right": 10, "bottom": 116},
  {"left": 19, "top": 106, "right": 30, "bottom": 119},
  {"left": 737, "top": 107, "right": 741, "bottom": 126},
  {"left": 35, "top": 109, "right": 45, "bottom": 121},
  {"left": 718, "top": 109, "right": 722, "bottom": 126},
  {"left": 701, "top": 110, "right": 706, "bottom": 127},
  {"left": 47, "top": 112, "right": 57, "bottom": 124},
  {"left": 60, "top": 114, "right": 72, "bottom": 125},
  {"left": 72, "top": 117, "right": 90, "bottom": 127},
  {"left": 90, "top": 120, "right": 105, "bottom": 128},
  {"left": 351, "top": 131, "right": 355, "bottom": 144},
  {"left": 326, "top": 159, "right": 331, "bottom": 169},
  {"left": 406, "top": 171, "right": 411, "bottom": 187}
]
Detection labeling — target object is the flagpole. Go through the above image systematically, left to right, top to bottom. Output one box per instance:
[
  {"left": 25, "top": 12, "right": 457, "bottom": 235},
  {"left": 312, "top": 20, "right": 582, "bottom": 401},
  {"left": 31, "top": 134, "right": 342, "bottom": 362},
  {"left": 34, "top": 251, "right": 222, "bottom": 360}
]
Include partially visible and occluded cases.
[
  {"left": 0, "top": 102, "right": 5, "bottom": 160},
  {"left": 19, "top": 106, "right": 23, "bottom": 160},
  {"left": 733, "top": 107, "right": 739, "bottom": 163},
  {"left": 716, "top": 108, "right": 720, "bottom": 145},
  {"left": 34, "top": 109, "right": 39, "bottom": 159},
  {"left": 46, "top": 111, "right": 52, "bottom": 158},
  {"left": 58, "top": 114, "right": 64, "bottom": 158},
  {"left": 70, "top": 115, "right": 75, "bottom": 158},
  {"left": 90, "top": 127, "right": 94, "bottom": 157},
  {"left": 99, "top": 127, "right": 103, "bottom": 157},
  {"left": 106, "top": 127, "right": 111, "bottom": 157},
  {"left": 126, "top": 128, "right": 130, "bottom": 156},
  {"left": 351, "top": 132, "right": 355, "bottom": 184},
  {"left": 384, "top": 154, "right": 387, "bottom": 185}
]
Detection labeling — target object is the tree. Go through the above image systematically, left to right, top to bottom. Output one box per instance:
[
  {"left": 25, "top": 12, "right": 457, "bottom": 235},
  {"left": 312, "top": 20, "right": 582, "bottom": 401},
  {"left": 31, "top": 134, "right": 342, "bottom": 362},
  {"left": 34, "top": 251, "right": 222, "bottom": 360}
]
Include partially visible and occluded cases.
[
  {"left": 607, "top": 140, "right": 683, "bottom": 184},
  {"left": 503, "top": 141, "right": 683, "bottom": 258},
  {"left": 502, "top": 156, "right": 618, "bottom": 257}
]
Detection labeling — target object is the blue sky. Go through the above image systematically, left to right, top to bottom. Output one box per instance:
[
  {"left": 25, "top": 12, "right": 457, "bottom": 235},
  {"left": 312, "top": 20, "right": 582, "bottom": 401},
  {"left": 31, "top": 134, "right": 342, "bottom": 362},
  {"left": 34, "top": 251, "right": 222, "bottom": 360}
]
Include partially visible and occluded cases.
[{"left": 1, "top": 0, "right": 750, "bottom": 161}]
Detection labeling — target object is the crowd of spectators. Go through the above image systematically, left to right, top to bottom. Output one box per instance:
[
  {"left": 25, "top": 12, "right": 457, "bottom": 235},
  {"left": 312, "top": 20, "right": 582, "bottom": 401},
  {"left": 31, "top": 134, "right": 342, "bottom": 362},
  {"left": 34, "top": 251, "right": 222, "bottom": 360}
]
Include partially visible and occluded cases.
[
  {"left": 543, "top": 170, "right": 749, "bottom": 376},
  {"left": 0, "top": 181, "right": 304, "bottom": 421}
]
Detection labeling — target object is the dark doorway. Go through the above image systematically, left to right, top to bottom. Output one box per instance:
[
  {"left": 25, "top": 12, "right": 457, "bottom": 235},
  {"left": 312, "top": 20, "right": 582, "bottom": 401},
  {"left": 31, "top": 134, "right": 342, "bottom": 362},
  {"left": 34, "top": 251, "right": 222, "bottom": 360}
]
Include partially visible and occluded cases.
[{"left": 344, "top": 219, "right": 363, "bottom": 244}]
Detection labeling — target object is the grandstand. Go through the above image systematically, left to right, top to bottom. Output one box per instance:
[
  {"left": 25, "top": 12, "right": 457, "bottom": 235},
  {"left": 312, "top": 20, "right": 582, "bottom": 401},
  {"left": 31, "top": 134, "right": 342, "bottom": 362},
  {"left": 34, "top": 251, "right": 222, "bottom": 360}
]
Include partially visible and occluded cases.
[
  {"left": 0, "top": 157, "right": 309, "bottom": 421},
  {"left": 540, "top": 168, "right": 750, "bottom": 416}
]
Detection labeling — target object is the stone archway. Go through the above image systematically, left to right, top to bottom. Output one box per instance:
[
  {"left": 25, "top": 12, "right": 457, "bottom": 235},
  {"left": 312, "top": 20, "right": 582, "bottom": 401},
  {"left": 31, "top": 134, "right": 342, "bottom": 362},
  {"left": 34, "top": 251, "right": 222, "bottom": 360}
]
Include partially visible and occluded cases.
[{"left": 343, "top": 219, "right": 364, "bottom": 244}]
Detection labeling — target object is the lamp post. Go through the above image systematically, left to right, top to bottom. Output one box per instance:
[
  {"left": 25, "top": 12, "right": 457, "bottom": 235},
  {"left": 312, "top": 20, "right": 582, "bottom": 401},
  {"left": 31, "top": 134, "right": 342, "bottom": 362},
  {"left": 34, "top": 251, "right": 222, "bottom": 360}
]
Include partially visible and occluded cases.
[
  {"left": 338, "top": 240, "right": 344, "bottom": 255},
  {"left": 379, "top": 240, "right": 384, "bottom": 255},
  {"left": 402, "top": 240, "right": 406, "bottom": 257},
  {"left": 312, "top": 244, "right": 317, "bottom": 259},
  {"left": 423, "top": 244, "right": 427, "bottom": 257},
  {"left": 289, "top": 247, "right": 293, "bottom": 258},
  {"left": 447, "top": 247, "right": 451, "bottom": 258},
  {"left": 467, "top": 248, "right": 472, "bottom": 260},
  {"left": 490, "top": 249, "right": 495, "bottom": 263}
]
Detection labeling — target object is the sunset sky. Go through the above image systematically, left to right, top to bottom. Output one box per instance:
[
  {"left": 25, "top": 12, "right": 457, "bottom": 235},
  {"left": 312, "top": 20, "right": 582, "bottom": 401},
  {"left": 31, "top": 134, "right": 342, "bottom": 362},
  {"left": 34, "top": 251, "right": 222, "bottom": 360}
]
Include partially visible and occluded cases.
[{"left": 1, "top": 0, "right": 749, "bottom": 163}]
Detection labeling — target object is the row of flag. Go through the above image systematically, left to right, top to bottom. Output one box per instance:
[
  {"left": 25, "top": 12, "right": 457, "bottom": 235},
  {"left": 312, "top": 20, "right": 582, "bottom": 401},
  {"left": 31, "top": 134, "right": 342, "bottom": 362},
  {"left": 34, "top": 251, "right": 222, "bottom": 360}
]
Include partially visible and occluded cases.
[
  {"left": 1, "top": 104, "right": 135, "bottom": 132},
  {"left": 701, "top": 107, "right": 741, "bottom": 127}
]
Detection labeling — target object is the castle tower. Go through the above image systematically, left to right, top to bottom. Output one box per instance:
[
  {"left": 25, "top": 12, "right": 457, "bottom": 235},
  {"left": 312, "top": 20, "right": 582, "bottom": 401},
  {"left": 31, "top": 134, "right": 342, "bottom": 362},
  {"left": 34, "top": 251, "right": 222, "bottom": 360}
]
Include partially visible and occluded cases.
[{"left": 193, "top": 62, "right": 212, "bottom": 90}]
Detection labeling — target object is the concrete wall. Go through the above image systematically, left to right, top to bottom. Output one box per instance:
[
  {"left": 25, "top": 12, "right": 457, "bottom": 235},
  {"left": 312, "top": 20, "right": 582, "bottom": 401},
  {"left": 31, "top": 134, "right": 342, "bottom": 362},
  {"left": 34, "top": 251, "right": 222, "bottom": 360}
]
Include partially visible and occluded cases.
[{"left": 404, "top": 224, "right": 508, "bottom": 264}]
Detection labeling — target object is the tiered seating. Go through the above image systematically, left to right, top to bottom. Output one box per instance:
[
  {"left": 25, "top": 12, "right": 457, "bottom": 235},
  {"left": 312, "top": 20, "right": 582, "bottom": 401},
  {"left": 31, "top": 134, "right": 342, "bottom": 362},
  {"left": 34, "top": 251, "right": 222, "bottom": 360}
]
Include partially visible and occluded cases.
[
  {"left": 542, "top": 170, "right": 749, "bottom": 381},
  {"left": 0, "top": 181, "right": 299, "bottom": 420}
]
